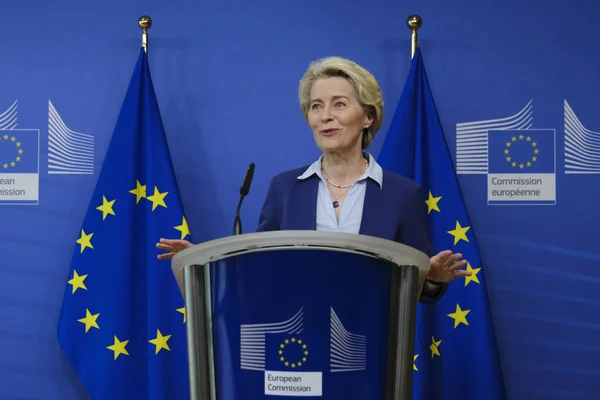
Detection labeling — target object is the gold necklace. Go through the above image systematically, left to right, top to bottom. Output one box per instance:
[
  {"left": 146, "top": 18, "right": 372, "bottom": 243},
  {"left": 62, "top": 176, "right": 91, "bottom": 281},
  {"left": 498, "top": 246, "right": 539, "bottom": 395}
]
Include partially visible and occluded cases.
[{"left": 321, "top": 158, "right": 368, "bottom": 207}]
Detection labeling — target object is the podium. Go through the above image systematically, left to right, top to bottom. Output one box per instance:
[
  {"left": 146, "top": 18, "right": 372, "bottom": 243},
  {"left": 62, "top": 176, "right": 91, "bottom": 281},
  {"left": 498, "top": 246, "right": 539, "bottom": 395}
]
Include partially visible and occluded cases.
[{"left": 171, "top": 230, "right": 430, "bottom": 400}]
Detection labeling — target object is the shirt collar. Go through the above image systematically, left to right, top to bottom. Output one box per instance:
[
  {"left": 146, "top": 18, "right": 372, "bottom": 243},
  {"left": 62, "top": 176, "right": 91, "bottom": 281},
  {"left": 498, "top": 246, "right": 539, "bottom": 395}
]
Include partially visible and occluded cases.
[{"left": 297, "top": 152, "right": 383, "bottom": 189}]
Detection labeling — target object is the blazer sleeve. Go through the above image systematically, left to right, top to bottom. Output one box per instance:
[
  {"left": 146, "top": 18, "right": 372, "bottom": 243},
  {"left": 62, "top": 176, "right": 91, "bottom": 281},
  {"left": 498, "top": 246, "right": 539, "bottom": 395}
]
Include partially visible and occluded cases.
[
  {"left": 256, "top": 177, "right": 280, "bottom": 232},
  {"left": 400, "top": 184, "right": 448, "bottom": 304}
]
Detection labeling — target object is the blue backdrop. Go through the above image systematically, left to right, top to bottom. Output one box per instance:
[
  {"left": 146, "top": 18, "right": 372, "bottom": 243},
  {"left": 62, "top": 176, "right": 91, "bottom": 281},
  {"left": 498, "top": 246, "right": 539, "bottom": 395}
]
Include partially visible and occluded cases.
[{"left": 0, "top": 0, "right": 598, "bottom": 399}]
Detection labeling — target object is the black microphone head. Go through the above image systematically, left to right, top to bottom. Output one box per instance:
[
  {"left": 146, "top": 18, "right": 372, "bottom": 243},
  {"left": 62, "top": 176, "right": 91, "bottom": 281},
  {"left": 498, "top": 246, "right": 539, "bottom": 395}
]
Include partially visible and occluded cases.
[{"left": 240, "top": 162, "right": 255, "bottom": 196}]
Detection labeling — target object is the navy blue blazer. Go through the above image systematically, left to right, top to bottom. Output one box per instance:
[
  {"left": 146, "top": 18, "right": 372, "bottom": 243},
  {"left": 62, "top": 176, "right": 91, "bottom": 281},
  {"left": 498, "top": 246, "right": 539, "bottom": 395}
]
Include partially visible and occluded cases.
[{"left": 256, "top": 165, "right": 448, "bottom": 303}]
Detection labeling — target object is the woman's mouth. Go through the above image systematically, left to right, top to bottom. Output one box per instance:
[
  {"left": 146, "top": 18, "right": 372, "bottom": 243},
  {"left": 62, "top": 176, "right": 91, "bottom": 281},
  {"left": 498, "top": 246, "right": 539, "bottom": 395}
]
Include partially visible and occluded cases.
[{"left": 320, "top": 128, "right": 339, "bottom": 137}]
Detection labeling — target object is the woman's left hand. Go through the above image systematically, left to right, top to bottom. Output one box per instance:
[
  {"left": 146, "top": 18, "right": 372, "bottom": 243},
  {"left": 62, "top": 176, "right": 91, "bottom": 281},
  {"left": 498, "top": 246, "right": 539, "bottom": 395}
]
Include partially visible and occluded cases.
[{"left": 428, "top": 250, "right": 472, "bottom": 283}]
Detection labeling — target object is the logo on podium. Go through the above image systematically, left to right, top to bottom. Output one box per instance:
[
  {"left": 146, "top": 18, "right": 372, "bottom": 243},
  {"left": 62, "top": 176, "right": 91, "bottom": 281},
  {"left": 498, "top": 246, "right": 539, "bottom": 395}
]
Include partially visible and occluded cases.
[{"left": 240, "top": 307, "right": 367, "bottom": 396}]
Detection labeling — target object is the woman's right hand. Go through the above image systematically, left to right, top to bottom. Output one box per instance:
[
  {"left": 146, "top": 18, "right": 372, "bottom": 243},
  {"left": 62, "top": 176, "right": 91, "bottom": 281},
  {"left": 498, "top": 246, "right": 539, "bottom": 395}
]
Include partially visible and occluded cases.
[{"left": 156, "top": 238, "right": 194, "bottom": 260}]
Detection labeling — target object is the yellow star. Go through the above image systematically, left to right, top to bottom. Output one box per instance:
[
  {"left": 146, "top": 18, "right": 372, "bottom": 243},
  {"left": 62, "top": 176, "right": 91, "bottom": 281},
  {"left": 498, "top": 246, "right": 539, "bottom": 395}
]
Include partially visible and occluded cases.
[
  {"left": 2, "top": 134, "right": 7, "bottom": 139},
  {"left": 519, "top": 134, "right": 524, "bottom": 140},
  {"left": 10, "top": 136, "right": 15, "bottom": 142},
  {"left": 511, "top": 136, "right": 517, "bottom": 142},
  {"left": 526, "top": 136, "right": 531, "bottom": 141},
  {"left": 16, "top": 142, "right": 21, "bottom": 147},
  {"left": 505, "top": 142, "right": 511, "bottom": 147},
  {"left": 532, "top": 142, "right": 537, "bottom": 147},
  {"left": 18, "top": 149, "right": 22, "bottom": 154},
  {"left": 504, "top": 149, "right": 509, "bottom": 154},
  {"left": 534, "top": 149, "right": 539, "bottom": 154},
  {"left": 15, "top": 156, "right": 20, "bottom": 162},
  {"left": 506, "top": 156, "right": 511, "bottom": 162},
  {"left": 532, "top": 156, "right": 537, "bottom": 162},
  {"left": 10, "top": 161, "right": 15, "bottom": 167},
  {"left": 2, "top": 164, "right": 7, "bottom": 169},
  {"left": 519, "top": 164, "right": 524, "bottom": 169},
  {"left": 129, "top": 179, "right": 146, "bottom": 204},
  {"left": 146, "top": 186, "right": 168, "bottom": 211},
  {"left": 425, "top": 191, "right": 442, "bottom": 214},
  {"left": 96, "top": 196, "right": 116, "bottom": 220},
  {"left": 174, "top": 216, "right": 190, "bottom": 240},
  {"left": 447, "top": 221, "right": 470, "bottom": 245},
  {"left": 76, "top": 229, "right": 94, "bottom": 253},
  {"left": 464, "top": 262, "right": 481, "bottom": 286},
  {"left": 68, "top": 270, "right": 88, "bottom": 294},
  {"left": 448, "top": 304, "right": 470, "bottom": 328},
  {"left": 177, "top": 307, "right": 186, "bottom": 323},
  {"left": 78, "top": 309, "right": 100, "bottom": 333},
  {"left": 149, "top": 329, "right": 171, "bottom": 354},
  {"left": 107, "top": 336, "right": 129, "bottom": 360},
  {"left": 430, "top": 336, "right": 442, "bottom": 359},
  {"left": 291, "top": 338, "right": 296, "bottom": 342},
  {"left": 285, "top": 339, "right": 289, "bottom": 344},
  {"left": 413, "top": 354, "right": 419, "bottom": 371},
  {"left": 280, "top": 356, "right": 284, "bottom": 361},
  {"left": 302, "top": 357, "right": 307, "bottom": 362},
  {"left": 285, "top": 361, "right": 289, "bottom": 366},
  {"left": 298, "top": 362, "right": 303, "bottom": 366},
  {"left": 291, "top": 364, "right": 296, "bottom": 368}
]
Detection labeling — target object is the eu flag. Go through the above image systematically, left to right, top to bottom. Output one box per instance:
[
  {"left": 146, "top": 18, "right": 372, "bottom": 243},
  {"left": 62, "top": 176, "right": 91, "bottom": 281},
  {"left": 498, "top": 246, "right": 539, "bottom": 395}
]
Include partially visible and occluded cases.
[
  {"left": 57, "top": 47, "right": 190, "bottom": 400},
  {"left": 377, "top": 48, "right": 507, "bottom": 399}
]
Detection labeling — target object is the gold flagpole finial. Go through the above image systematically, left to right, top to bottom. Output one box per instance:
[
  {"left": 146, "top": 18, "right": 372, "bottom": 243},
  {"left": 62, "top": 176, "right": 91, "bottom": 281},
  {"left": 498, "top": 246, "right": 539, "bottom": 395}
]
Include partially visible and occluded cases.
[
  {"left": 407, "top": 15, "right": 422, "bottom": 59},
  {"left": 138, "top": 16, "right": 152, "bottom": 53}
]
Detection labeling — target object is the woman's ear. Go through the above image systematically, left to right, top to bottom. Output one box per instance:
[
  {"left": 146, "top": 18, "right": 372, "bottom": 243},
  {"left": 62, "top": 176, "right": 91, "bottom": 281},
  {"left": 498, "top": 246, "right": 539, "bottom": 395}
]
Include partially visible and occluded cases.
[{"left": 364, "top": 114, "right": 374, "bottom": 129}]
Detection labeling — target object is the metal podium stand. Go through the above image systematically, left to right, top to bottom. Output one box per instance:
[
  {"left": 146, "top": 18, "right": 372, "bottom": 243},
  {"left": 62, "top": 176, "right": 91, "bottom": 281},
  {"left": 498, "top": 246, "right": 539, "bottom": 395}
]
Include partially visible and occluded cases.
[{"left": 172, "top": 230, "right": 430, "bottom": 400}]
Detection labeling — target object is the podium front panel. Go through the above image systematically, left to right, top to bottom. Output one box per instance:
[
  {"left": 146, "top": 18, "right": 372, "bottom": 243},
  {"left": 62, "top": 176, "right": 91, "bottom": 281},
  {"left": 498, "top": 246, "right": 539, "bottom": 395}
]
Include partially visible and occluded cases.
[{"left": 205, "top": 248, "right": 401, "bottom": 399}]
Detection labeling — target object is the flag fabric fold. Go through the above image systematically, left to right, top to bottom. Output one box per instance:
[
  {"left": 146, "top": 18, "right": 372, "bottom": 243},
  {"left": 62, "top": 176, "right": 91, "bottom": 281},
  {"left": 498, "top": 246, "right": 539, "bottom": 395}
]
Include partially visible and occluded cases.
[
  {"left": 57, "top": 47, "right": 190, "bottom": 400},
  {"left": 377, "top": 47, "right": 507, "bottom": 399}
]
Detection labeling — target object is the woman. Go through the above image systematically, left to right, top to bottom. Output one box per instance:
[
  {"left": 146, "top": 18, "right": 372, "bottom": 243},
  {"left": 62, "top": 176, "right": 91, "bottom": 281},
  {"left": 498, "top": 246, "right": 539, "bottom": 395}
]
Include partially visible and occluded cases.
[{"left": 157, "top": 56, "right": 471, "bottom": 302}]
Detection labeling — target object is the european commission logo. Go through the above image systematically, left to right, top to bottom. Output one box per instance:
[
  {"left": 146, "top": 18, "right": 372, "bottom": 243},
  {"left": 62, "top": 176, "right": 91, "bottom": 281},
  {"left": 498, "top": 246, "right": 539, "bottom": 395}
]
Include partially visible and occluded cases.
[
  {"left": 0, "top": 99, "right": 96, "bottom": 206},
  {"left": 456, "top": 100, "right": 557, "bottom": 205},
  {"left": 240, "top": 307, "right": 366, "bottom": 397}
]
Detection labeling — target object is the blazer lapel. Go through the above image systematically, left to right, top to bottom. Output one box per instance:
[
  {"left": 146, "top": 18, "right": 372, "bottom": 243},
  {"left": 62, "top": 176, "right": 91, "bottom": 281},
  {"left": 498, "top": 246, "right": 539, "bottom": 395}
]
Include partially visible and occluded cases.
[
  {"left": 288, "top": 176, "right": 318, "bottom": 230},
  {"left": 359, "top": 179, "right": 385, "bottom": 237}
]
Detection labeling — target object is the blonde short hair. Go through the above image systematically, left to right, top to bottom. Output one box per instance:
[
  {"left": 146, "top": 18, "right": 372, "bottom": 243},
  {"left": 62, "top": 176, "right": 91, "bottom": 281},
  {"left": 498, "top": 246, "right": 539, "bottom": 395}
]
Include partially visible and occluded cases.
[{"left": 298, "top": 56, "right": 384, "bottom": 149}]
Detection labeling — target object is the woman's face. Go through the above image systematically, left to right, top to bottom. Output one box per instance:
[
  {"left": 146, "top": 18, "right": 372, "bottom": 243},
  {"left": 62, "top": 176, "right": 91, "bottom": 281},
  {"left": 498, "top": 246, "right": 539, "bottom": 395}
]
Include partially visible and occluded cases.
[{"left": 307, "top": 77, "right": 373, "bottom": 155}]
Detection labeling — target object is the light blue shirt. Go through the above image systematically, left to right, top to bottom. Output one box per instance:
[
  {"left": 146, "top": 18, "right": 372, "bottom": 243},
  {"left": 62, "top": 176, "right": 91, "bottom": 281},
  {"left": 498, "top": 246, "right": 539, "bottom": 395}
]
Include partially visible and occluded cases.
[{"left": 296, "top": 152, "right": 383, "bottom": 234}]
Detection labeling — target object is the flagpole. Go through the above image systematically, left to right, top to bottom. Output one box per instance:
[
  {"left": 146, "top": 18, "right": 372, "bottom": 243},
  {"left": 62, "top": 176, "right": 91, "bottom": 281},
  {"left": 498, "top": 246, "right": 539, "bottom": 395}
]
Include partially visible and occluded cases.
[
  {"left": 138, "top": 15, "right": 152, "bottom": 53},
  {"left": 407, "top": 15, "right": 422, "bottom": 59}
]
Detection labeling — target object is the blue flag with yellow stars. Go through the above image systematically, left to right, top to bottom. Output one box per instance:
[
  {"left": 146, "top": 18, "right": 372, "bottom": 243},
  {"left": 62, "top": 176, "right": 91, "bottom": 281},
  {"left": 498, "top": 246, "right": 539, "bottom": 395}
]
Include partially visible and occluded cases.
[
  {"left": 57, "top": 47, "right": 190, "bottom": 400},
  {"left": 377, "top": 47, "right": 507, "bottom": 399}
]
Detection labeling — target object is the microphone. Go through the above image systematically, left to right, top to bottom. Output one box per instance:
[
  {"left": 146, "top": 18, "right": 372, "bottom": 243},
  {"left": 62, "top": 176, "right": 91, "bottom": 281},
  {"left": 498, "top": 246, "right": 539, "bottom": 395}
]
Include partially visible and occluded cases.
[{"left": 233, "top": 162, "right": 255, "bottom": 235}]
